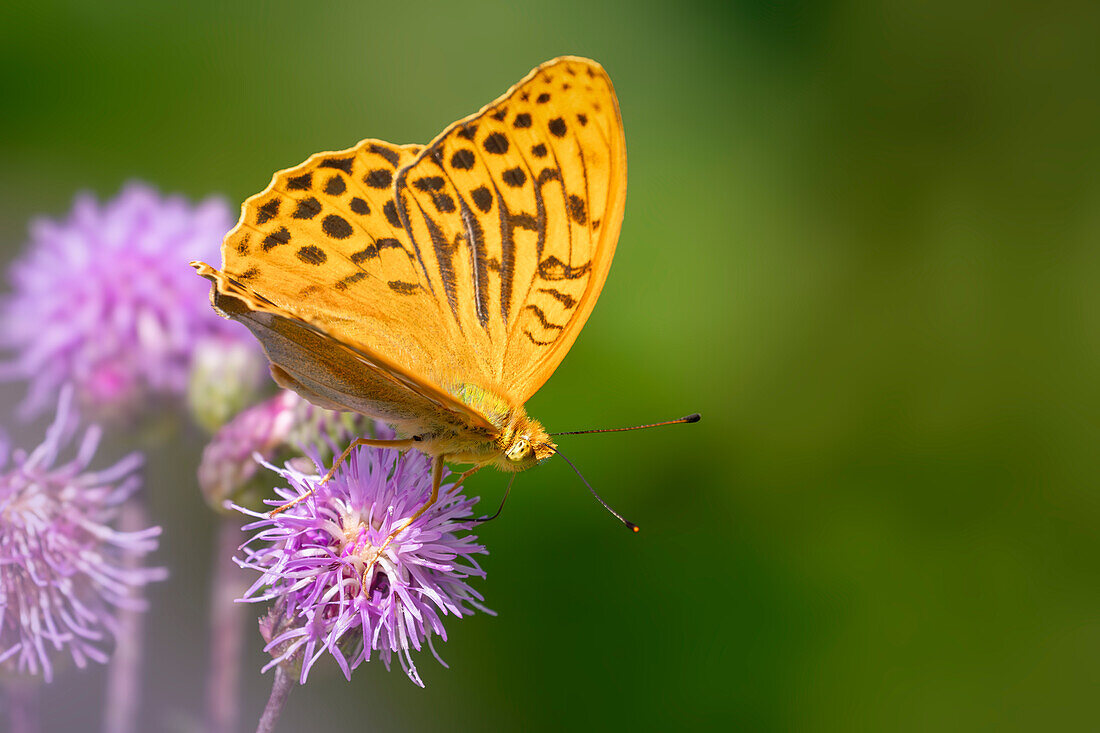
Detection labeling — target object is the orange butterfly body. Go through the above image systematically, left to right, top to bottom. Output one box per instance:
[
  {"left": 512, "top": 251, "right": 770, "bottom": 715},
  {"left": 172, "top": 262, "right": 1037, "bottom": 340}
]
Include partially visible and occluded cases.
[{"left": 194, "top": 56, "right": 625, "bottom": 477}]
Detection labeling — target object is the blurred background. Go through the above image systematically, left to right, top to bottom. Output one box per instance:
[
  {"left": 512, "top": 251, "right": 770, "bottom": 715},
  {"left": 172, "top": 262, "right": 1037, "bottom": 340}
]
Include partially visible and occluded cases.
[{"left": 2, "top": 0, "right": 1099, "bottom": 730}]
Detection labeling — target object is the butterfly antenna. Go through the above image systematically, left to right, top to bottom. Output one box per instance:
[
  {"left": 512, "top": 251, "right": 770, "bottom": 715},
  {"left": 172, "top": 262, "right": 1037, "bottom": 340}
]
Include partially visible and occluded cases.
[
  {"left": 550, "top": 413, "right": 700, "bottom": 436},
  {"left": 551, "top": 446, "right": 639, "bottom": 533},
  {"left": 464, "top": 473, "right": 516, "bottom": 524}
]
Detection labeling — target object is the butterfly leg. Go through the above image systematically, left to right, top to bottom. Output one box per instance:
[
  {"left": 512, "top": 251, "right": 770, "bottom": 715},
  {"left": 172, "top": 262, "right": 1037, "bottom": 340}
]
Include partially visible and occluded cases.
[
  {"left": 268, "top": 436, "right": 418, "bottom": 517},
  {"left": 400, "top": 456, "right": 490, "bottom": 527},
  {"left": 451, "top": 464, "right": 484, "bottom": 490}
]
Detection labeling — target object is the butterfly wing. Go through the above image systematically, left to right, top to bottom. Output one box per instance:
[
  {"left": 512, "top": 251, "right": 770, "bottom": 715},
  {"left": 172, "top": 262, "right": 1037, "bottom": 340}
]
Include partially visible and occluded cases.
[
  {"left": 197, "top": 56, "right": 624, "bottom": 438},
  {"left": 396, "top": 56, "right": 626, "bottom": 402},
  {"left": 195, "top": 139, "right": 496, "bottom": 434}
]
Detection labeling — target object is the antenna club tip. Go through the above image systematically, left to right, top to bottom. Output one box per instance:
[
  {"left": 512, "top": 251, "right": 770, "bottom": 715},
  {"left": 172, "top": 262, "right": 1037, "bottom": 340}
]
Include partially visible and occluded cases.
[
  {"left": 684, "top": 413, "right": 701, "bottom": 423},
  {"left": 627, "top": 522, "right": 640, "bottom": 533}
]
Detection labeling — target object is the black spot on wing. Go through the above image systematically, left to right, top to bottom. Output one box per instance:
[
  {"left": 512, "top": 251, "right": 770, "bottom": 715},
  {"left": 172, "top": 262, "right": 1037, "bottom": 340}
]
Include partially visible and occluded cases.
[
  {"left": 483, "top": 132, "right": 509, "bottom": 155},
  {"left": 368, "top": 143, "right": 400, "bottom": 167},
  {"left": 451, "top": 149, "right": 475, "bottom": 170},
  {"left": 320, "top": 157, "right": 354, "bottom": 174},
  {"left": 502, "top": 167, "right": 526, "bottom": 188},
  {"left": 537, "top": 168, "right": 560, "bottom": 186},
  {"left": 365, "top": 169, "right": 392, "bottom": 189},
  {"left": 286, "top": 173, "right": 312, "bottom": 191},
  {"left": 324, "top": 175, "right": 346, "bottom": 195},
  {"left": 414, "top": 176, "right": 445, "bottom": 192},
  {"left": 471, "top": 186, "right": 492, "bottom": 213},
  {"left": 432, "top": 193, "right": 456, "bottom": 213},
  {"left": 568, "top": 194, "right": 587, "bottom": 225},
  {"left": 293, "top": 197, "right": 322, "bottom": 220},
  {"left": 350, "top": 197, "right": 370, "bottom": 215},
  {"left": 257, "top": 198, "right": 280, "bottom": 224},
  {"left": 383, "top": 200, "right": 401, "bottom": 228},
  {"left": 510, "top": 213, "right": 538, "bottom": 231},
  {"left": 322, "top": 214, "right": 353, "bottom": 239},
  {"left": 261, "top": 227, "right": 291, "bottom": 251},
  {"left": 349, "top": 237, "right": 408, "bottom": 267},
  {"left": 350, "top": 237, "right": 402, "bottom": 263},
  {"left": 296, "top": 245, "right": 327, "bottom": 265},
  {"left": 351, "top": 246, "right": 376, "bottom": 264},
  {"left": 538, "top": 255, "right": 591, "bottom": 280},
  {"left": 335, "top": 271, "right": 367, "bottom": 291},
  {"left": 388, "top": 280, "right": 420, "bottom": 294},
  {"left": 538, "top": 287, "right": 576, "bottom": 308}
]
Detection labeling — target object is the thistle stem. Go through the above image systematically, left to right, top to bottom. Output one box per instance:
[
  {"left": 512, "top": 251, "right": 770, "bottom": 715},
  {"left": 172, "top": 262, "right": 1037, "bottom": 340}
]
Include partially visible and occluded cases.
[
  {"left": 103, "top": 498, "right": 149, "bottom": 733},
  {"left": 206, "top": 517, "right": 249, "bottom": 733},
  {"left": 254, "top": 666, "right": 293, "bottom": 733},
  {"left": 4, "top": 680, "right": 39, "bottom": 733}
]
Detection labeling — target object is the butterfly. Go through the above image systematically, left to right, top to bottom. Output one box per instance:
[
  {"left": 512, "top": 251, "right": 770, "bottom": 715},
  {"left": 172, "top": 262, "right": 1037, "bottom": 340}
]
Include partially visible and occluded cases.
[{"left": 194, "top": 56, "right": 634, "bottom": 526}]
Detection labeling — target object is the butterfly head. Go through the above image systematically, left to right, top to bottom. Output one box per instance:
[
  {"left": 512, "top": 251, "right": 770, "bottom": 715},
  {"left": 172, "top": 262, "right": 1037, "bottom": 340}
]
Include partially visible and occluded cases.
[{"left": 498, "top": 413, "right": 556, "bottom": 471}]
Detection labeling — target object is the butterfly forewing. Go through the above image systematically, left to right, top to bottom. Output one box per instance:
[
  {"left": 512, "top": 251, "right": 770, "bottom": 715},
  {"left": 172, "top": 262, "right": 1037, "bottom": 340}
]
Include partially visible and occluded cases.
[{"left": 397, "top": 56, "right": 626, "bottom": 401}]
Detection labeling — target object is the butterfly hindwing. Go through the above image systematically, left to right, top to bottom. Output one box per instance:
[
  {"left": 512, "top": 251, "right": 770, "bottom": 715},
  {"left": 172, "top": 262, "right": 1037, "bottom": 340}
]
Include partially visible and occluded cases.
[
  {"left": 222, "top": 139, "right": 481, "bottom": 387},
  {"left": 195, "top": 263, "right": 495, "bottom": 435}
]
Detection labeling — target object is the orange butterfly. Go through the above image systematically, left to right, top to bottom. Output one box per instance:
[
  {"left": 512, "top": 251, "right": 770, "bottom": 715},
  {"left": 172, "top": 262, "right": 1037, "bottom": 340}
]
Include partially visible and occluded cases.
[{"left": 194, "top": 56, "right": 690, "bottom": 531}]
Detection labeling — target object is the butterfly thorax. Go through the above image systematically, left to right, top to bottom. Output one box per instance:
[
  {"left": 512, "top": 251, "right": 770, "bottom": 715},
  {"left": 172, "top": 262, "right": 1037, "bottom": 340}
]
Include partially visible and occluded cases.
[{"left": 421, "top": 383, "right": 554, "bottom": 471}]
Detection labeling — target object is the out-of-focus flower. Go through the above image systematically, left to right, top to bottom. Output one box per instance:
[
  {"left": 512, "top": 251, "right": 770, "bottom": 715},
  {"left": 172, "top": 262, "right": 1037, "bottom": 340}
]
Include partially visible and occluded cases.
[
  {"left": 0, "top": 182, "right": 257, "bottom": 423},
  {"left": 187, "top": 338, "right": 268, "bottom": 433},
  {"left": 0, "top": 388, "right": 167, "bottom": 682},
  {"left": 197, "top": 390, "right": 373, "bottom": 511},
  {"left": 235, "top": 446, "right": 490, "bottom": 687}
]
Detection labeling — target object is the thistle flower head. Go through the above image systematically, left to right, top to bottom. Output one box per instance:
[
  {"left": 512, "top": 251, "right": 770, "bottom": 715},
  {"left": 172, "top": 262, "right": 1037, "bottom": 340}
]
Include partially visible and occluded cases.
[
  {"left": 0, "top": 183, "right": 257, "bottom": 422},
  {"left": 186, "top": 337, "right": 268, "bottom": 433},
  {"left": 0, "top": 388, "right": 167, "bottom": 682},
  {"left": 197, "top": 391, "right": 374, "bottom": 510},
  {"left": 235, "top": 446, "right": 490, "bottom": 687}
]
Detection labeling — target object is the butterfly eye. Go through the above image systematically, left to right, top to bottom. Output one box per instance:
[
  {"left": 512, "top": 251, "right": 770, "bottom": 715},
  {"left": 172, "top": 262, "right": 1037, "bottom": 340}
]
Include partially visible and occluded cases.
[{"left": 505, "top": 438, "right": 531, "bottom": 462}]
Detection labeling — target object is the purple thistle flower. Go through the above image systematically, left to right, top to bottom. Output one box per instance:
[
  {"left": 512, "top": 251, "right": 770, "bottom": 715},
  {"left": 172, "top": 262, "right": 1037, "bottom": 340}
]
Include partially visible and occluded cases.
[
  {"left": 0, "top": 182, "right": 254, "bottom": 422},
  {"left": 0, "top": 388, "right": 167, "bottom": 682},
  {"left": 198, "top": 390, "right": 375, "bottom": 510},
  {"left": 199, "top": 391, "right": 302, "bottom": 510},
  {"left": 235, "top": 446, "right": 491, "bottom": 687}
]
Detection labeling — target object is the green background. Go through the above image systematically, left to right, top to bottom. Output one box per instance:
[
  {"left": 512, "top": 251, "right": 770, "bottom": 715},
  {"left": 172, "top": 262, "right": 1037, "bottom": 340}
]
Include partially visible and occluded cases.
[{"left": 2, "top": 1, "right": 1099, "bottom": 730}]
